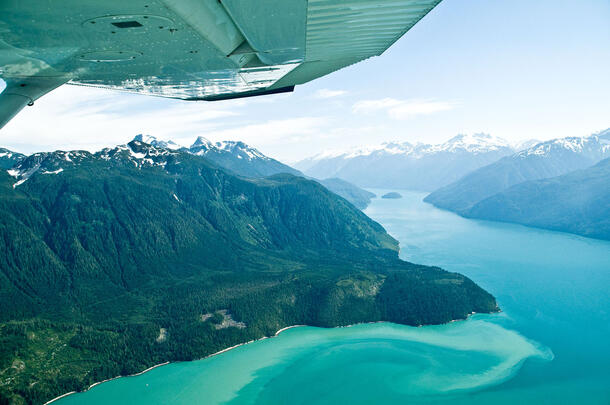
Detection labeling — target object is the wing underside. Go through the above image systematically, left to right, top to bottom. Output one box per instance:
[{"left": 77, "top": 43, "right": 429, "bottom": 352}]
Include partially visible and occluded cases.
[{"left": 0, "top": 0, "right": 442, "bottom": 128}]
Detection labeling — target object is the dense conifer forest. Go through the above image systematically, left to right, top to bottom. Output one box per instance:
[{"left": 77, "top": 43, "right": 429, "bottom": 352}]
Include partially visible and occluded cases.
[{"left": 0, "top": 141, "right": 497, "bottom": 404}]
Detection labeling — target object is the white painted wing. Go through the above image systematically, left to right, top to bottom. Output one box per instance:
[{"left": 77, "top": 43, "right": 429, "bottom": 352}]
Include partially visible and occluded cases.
[{"left": 0, "top": 0, "right": 442, "bottom": 129}]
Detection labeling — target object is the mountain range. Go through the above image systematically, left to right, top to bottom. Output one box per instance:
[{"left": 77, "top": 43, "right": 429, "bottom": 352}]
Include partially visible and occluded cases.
[
  {"left": 293, "top": 128, "right": 610, "bottom": 241},
  {"left": 424, "top": 129, "right": 610, "bottom": 240},
  {"left": 425, "top": 130, "right": 610, "bottom": 213},
  {"left": 295, "top": 133, "right": 518, "bottom": 190},
  {"left": 136, "top": 134, "right": 375, "bottom": 209},
  {"left": 0, "top": 139, "right": 496, "bottom": 404},
  {"left": 463, "top": 157, "right": 610, "bottom": 240}
]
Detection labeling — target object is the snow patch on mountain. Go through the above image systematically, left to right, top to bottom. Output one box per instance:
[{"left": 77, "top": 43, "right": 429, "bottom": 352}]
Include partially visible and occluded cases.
[
  {"left": 6, "top": 133, "right": 295, "bottom": 190},
  {"left": 129, "top": 134, "right": 271, "bottom": 163},
  {"left": 6, "top": 140, "right": 184, "bottom": 189},
  {"left": 6, "top": 149, "right": 96, "bottom": 187},
  {"left": 128, "top": 149, "right": 146, "bottom": 160},
  {"left": 8, "top": 163, "right": 39, "bottom": 188},
  {"left": 41, "top": 168, "right": 64, "bottom": 175}
]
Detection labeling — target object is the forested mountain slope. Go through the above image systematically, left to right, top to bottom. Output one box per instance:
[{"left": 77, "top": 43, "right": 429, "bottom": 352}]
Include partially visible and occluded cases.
[
  {"left": 185, "top": 136, "right": 376, "bottom": 209},
  {"left": 0, "top": 140, "right": 496, "bottom": 404},
  {"left": 464, "top": 157, "right": 610, "bottom": 240},
  {"left": 317, "top": 178, "right": 376, "bottom": 210}
]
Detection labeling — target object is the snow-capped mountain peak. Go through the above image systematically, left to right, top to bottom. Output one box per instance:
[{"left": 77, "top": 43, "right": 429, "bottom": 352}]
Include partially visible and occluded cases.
[
  {"left": 516, "top": 132, "right": 610, "bottom": 159},
  {"left": 294, "top": 133, "right": 520, "bottom": 190},
  {"left": 304, "top": 133, "right": 513, "bottom": 162},
  {"left": 436, "top": 133, "right": 512, "bottom": 154},
  {"left": 132, "top": 134, "right": 182, "bottom": 150},
  {"left": 133, "top": 134, "right": 157, "bottom": 144},
  {"left": 5, "top": 135, "right": 293, "bottom": 190},
  {"left": 190, "top": 136, "right": 214, "bottom": 149},
  {"left": 189, "top": 138, "right": 268, "bottom": 161},
  {"left": 6, "top": 139, "right": 188, "bottom": 189},
  {"left": 217, "top": 141, "right": 268, "bottom": 160},
  {"left": 307, "top": 141, "right": 413, "bottom": 161}
]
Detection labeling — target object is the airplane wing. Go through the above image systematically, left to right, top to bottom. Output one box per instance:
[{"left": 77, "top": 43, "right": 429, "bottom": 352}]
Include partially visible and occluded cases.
[{"left": 0, "top": 0, "right": 442, "bottom": 129}]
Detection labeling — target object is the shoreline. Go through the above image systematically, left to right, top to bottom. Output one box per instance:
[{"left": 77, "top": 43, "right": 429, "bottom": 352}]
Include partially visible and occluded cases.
[
  {"left": 43, "top": 313, "right": 489, "bottom": 404},
  {"left": 44, "top": 325, "right": 310, "bottom": 404},
  {"left": 43, "top": 362, "right": 171, "bottom": 405}
]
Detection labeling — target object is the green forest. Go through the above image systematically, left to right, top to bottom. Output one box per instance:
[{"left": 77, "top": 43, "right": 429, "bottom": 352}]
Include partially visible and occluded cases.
[{"left": 0, "top": 141, "right": 497, "bottom": 404}]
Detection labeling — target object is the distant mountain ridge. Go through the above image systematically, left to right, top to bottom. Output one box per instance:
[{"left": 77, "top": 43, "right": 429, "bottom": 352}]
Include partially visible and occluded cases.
[
  {"left": 425, "top": 129, "right": 610, "bottom": 213},
  {"left": 3, "top": 133, "right": 376, "bottom": 211},
  {"left": 295, "top": 133, "right": 517, "bottom": 190},
  {"left": 303, "top": 133, "right": 514, "bottom": 161},
  {"left": 464, "top": 157, "right": 610, "bottom": 240}
]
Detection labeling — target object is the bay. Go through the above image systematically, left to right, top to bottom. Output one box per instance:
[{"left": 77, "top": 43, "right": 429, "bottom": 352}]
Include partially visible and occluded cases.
[{"left": 56, "top": 190, "right": 610, "bottom": 404}]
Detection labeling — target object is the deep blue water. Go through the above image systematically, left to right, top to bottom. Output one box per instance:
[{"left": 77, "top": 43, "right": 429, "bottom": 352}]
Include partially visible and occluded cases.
[{"left": 365, "top": 189, "right": 610, "bottom": 404}]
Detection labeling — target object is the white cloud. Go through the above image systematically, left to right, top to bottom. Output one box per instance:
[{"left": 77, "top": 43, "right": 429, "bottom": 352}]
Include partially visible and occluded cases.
[
  {"left": 1, "top": 85, "right": 243, "bottom": 153},
  {"left": 314, "top": 89, "right": 347, "bottom": 99},
  {"left": 352, "top": 98, "right": 456, "bottom": 119},
  {"left": 352, "top": 98, "right": 402, "bottom": 113},
  {"left": 203, "top": 116, "right": 328, "bottom": 144}
]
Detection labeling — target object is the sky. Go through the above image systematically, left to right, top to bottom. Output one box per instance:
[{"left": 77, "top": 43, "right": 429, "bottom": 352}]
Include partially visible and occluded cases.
[{"left": 1, "top": 0, "right": 609, "bottom": 163}]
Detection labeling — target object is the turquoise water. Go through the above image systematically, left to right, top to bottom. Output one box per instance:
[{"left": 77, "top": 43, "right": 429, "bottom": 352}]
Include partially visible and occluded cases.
[{"left": 57, "top": 190, "right": 610, "bottom": 404}]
